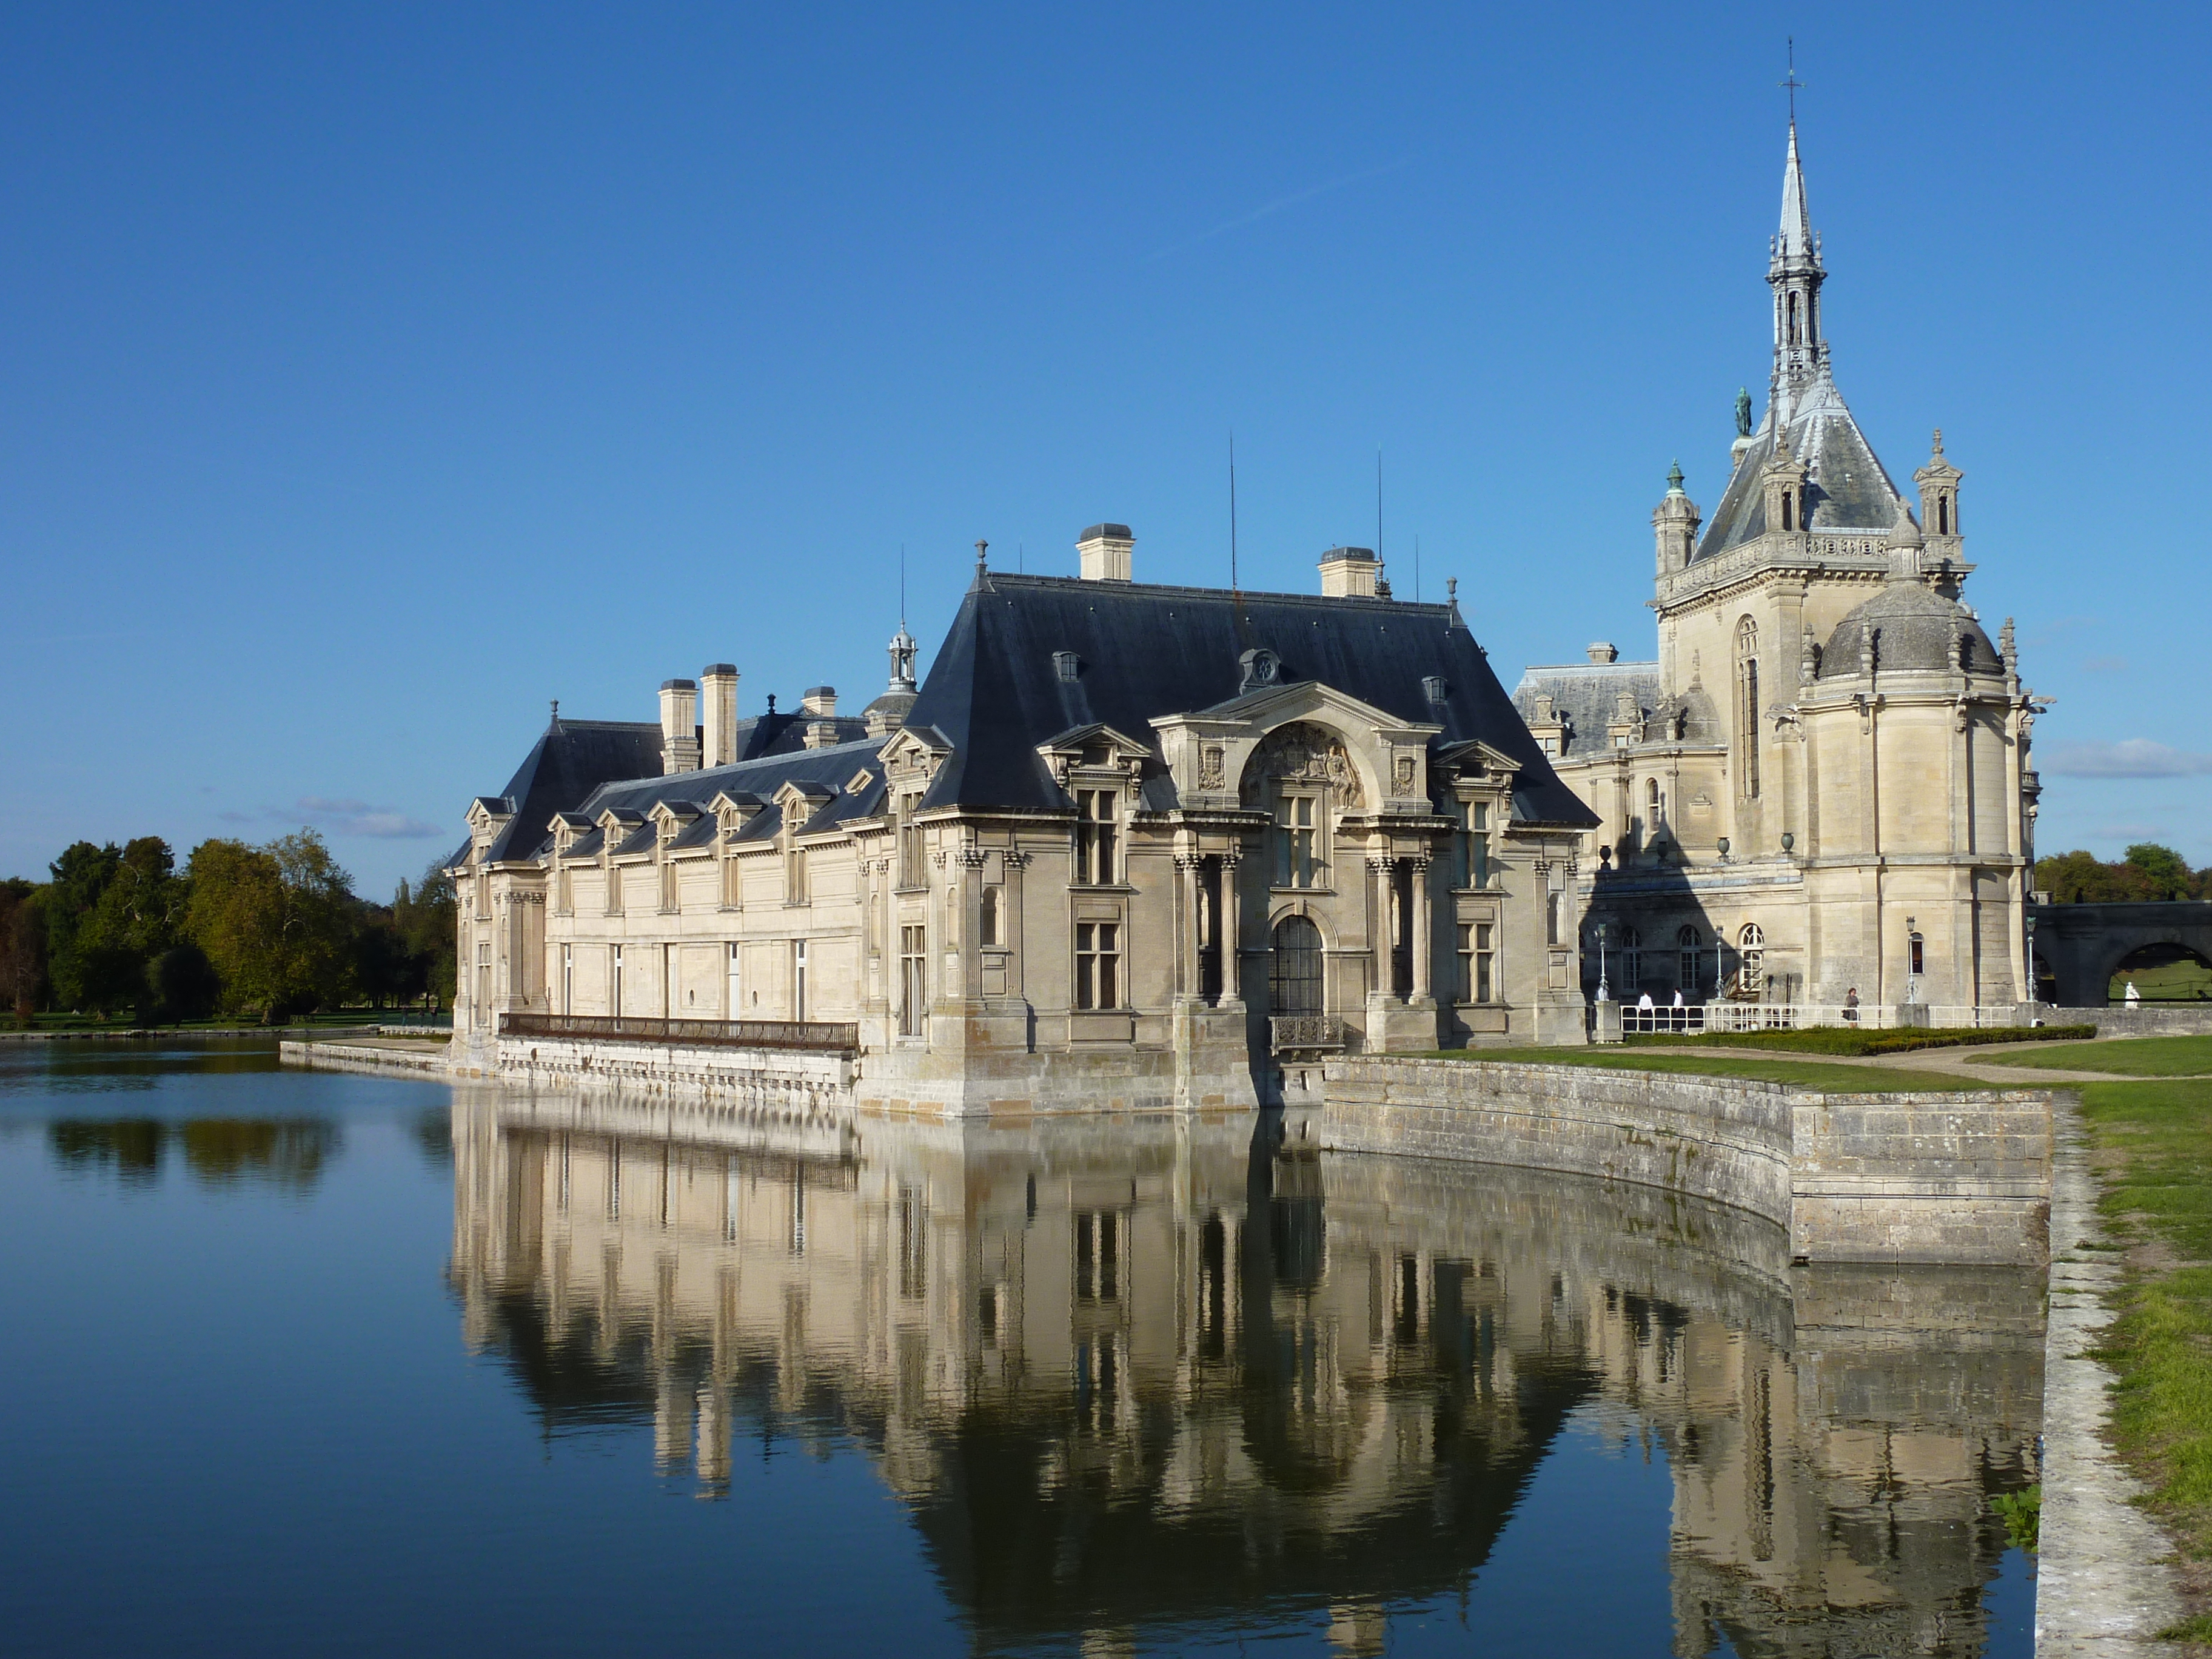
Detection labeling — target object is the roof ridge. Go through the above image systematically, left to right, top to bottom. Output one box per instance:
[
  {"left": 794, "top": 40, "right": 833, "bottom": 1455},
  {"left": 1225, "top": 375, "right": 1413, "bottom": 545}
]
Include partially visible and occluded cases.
[{"left": 982, "top": 571, "right": 1458, "bottom": 615}]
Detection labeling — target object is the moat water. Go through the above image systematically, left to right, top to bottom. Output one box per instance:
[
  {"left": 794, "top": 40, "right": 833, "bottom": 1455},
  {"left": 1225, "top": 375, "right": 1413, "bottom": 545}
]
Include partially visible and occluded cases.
[{"left": 0, "top": 1039, "right": 2039, "bottom": 1657}]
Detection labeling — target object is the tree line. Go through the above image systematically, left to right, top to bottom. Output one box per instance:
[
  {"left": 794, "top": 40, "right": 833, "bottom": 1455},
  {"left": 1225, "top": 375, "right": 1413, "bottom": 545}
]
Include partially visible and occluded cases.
[
  {"left": 0, "top": 829, "right": 456, "bottom": 1025},
  {"left": 2035, "top": 843, "right": 2212, "bottom": 905}
]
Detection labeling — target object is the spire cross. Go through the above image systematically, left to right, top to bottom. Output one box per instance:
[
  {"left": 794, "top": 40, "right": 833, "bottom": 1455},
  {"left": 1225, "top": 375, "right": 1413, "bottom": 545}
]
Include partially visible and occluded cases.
[{"left": 1780, "top": 37, "right": 1805, "bottom": 124}]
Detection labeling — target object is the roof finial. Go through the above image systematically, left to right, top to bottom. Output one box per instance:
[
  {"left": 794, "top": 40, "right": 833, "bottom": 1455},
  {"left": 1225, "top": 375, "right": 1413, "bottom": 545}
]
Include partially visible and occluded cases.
[
  {"left": 1780, "top": 36, "right": 1804, "bottom": 127},
  {"left": 1931, "top": 426, "right": 1945, "bottom": 457},
  {"left": 1666, "top": 460, "right": 1686, "bottom": 494},
  {"left": 974, "top": 538, "right": 988, "bottom": 577},
  {"left": 549, "top": 698, "right": 560, "bottom": 729}
]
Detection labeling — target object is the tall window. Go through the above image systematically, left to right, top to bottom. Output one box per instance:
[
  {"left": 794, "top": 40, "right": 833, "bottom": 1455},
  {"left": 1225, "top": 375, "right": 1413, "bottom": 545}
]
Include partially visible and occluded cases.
[
  {"left": 1736, "top": 618, "right": 1761, "bottom": 799},
  {"left": 1646, "top": 777, "right": 1663, "bottom": 824},
  {"left": 1074, "top": 789, "right": 1118, "bottom": 885},
  {"left": 898, "top": 793, "right": 927, "bottom": 888},
  {"left": 1275, "top": 793, "right": 1321, "bottom": 888},
  {"left": 1458, "top": 800, "right": 1491, "bottom": 888},
  {"left": 720, "top": 853, "right": 740, "bottom": 908},
  {"left": 660, "top": 857, "right": 678, "bottom": 913},
  {"left": 606, "top": 863, "right": 623, "bottom": 915},
  {"left": 556, "top": 865, "right": 572, "bottom": 913},
  {"left": 979, "top": 885, "right": 1001, "bottom": 947},
  {"left": 1546, "top": 891, "right": 1561, "bottom": 947},
  {"left": 1269, "top": 916, "right": 1324, "bottom": 1016},
  {"left": 1074, "top": 922, "right": 1121, "bottom": 1010},
  {"left": 1456, "top": 922, "right": 1494, "bottom": 1004},
  {"left": 1737, "top": 923, "right": 1765, "bottom": 995},
  {"left": 899, "top": 925, "right": 926, "bottom": 1036},
  {"left": 1619, "top": 925, "right": 1641, "bottom": 991},
  {"left": 1678, "top": 926, "right": 1703, "bottom": 996},
  {"left": 1909, "top": 931, "right": 1926, "bottom": 978},
  {"left": 793, "top": 939, "right": 808, "bottom": 1021},
  {"left": 475, "top": 941, "right": 491, "bottom": 1026},
  {"left": 561, "top": 943, "right": 573, "bottom": 1014},
  {"left": 726, "top": 943, "right": 742, "bottom": 1020},
  {"left": 610, "top": 944, "right": 624, "bottom": 1016}
]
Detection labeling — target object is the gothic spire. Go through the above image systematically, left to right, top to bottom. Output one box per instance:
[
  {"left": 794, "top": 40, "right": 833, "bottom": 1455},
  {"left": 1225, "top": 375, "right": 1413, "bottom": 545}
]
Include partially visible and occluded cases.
[
  {"left": 1766, "top": 118, "right": 1828, "bottom": 431},
  {"left": 1778, "top": 121, "right": 1813, "bottom": 261}
]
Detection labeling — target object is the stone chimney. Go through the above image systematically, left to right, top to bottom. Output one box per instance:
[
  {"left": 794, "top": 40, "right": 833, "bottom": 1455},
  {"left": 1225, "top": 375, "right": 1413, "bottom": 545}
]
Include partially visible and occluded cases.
[
  {"left": 1077, "top": 523, "right": 1134, "bottom": 582},
  {"left": 1318, "top": 546, "right": 1377, "bottom": 598},
  {"left": 1586, "top": 642, "right": 1618, "bottom": 665},
  {"left": 700, "top": 664, "right": 739, "bottom": 768},
  {"left": 659, "top": 680, "right": 700, "bottom": 774},
  {"left": 800, "top": 686, "right": 839, "bottom": 748}
]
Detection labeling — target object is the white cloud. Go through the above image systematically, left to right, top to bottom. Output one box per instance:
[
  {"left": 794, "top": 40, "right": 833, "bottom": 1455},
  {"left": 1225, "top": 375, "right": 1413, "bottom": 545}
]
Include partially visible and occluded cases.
[
  {"left": 2039, "top": 740, "right": 2212, "bottom": 779},
  {"left": 294, "top": 797, "right": 443, "bottom": 840}
]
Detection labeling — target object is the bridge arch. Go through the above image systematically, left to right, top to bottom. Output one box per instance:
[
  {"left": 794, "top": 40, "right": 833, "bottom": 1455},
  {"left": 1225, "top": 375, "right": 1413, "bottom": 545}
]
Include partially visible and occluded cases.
[{"left": 2030, "top": 902, "right": 2212, "bottom": 1007}]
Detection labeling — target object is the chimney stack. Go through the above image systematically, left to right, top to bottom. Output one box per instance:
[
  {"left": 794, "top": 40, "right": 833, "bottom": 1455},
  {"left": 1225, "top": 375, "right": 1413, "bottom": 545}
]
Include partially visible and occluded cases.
[
  {"left": 1076, "top": 523, "right": 1134, "bottom": 582},
  {"left": 1318, "top": 546, "right": 1377, "bottom": 598},
  {"left": 1586, "top": 643, "right": 1619, "bottom": 665},
  {"left": 700, "top": 664, "right": 739, "bottom": 767},
  {"left": 659, "top": 679, "right": 700, "bottom": 774},
  {"left": 800, "top": 686, "right": 839, "bottom": 748}
]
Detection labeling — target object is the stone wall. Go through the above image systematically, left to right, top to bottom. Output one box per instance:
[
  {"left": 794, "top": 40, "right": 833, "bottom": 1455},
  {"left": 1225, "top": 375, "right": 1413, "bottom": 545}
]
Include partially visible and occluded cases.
[
  {"left": 2043, "top": 1003, "right": 2212, "bottom": 1036},
  {"left": 495, "top": 1033, "right": 854, "bottom": 1118},
  {"left": 1318, "top": 1056, "right": 2049, "bottom": 1265}
]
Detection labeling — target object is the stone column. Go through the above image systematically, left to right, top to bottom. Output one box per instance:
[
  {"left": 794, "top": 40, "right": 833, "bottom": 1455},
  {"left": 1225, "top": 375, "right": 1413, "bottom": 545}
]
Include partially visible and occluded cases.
[
  {"left": 957, "top": 846, "right": 988, "bottom": 1006},
  {"left": 1219, "top": 849, "right": 1243, "bottom": 1005},
  {"left": 1173, "top": 853, "right": 1201, "bottom": 1002},
  {"left": 1410, "top": 855, "right": 1433, "bottom": 1003}
]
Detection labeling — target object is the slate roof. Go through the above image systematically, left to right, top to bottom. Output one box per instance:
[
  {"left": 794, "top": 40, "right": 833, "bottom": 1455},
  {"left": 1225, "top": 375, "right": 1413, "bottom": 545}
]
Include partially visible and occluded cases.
[
  {"left": 1696, "top": 391, "right": 1904, "bottom": 560},
  {"left": 902, "top": 572, "right": 1597, "bottom": 827},
  {"left": 1818, "top": 578, "right": 2002, "bottom": 680},
  {"left": 1512, "top": 662, "right": 1724, "bottom": 756},
  {"left": 472, "top": 720, "right": 666, "bottom": 864}
]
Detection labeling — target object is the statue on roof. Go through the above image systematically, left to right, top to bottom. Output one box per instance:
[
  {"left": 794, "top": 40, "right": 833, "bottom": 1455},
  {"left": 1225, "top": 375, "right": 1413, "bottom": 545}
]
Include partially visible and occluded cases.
[{"left": 1734, "top": 387, "right": 1753, "bottom": 438}]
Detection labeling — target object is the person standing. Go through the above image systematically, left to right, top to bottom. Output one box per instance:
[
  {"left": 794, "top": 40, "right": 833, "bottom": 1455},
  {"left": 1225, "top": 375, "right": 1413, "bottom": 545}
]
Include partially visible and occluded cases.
[{"left": 1844, "top": 987, "right": 1860, "bottom": 1025}]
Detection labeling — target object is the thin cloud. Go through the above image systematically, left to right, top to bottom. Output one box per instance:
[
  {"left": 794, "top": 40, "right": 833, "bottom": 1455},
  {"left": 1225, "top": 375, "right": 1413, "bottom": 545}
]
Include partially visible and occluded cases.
[
  {"left": 1144, "top": 156, "right": 1416, "bottom": 263},
  {"left": 2082, "top": 655, "right": 2129, "bottom": 672},
  {"left": 2040, "top": 740, "right": 2212, "bottom": 779},
  {"left": 296, "top": 797, "right": 443, "bottom": 840}
]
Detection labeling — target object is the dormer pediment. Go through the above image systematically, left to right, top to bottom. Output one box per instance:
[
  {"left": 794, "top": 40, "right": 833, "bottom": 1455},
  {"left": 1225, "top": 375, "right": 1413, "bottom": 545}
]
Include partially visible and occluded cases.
[
  {"left": 1152, "top": 681, "right": 1444, "bottom": 816},
  {"left": 1034, "top": 723, "right": 1152, "bottom": 797},
  {"left": 880, "top": 725, "right": 954, "bottom": 785},
  {"left": 1434, "top": 739, "right": 1523, "bottom": 785},
  {"left": 466, "top": 794, "right": 515, "bottom": 833}
]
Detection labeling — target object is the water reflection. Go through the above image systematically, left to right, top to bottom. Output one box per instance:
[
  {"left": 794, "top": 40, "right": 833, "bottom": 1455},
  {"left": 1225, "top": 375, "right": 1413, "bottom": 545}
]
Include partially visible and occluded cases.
[
  {"left": 450, "top": 1091, "right": 2040, "bottom": 1657},
  {"left": 49, "top": 1116, "right": 340, "bottom": 1189}
]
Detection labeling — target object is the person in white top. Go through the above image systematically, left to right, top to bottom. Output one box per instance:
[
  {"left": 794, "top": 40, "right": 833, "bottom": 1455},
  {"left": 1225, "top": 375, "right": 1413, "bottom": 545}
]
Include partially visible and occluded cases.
[{"left": 1637, "top": 991, "right": 1654, "bottom": 1011}]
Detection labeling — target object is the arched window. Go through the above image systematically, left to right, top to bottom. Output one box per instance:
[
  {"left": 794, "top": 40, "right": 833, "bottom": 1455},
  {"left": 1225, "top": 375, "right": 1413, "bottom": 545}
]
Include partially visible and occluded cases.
[
  {"left": 1787, "top": 292, "right": 1800, "bottom": 344},
  {"left": 1735, "top": 618, "right": 1761, "bottom": 799},
  {"left": 1646, "top": 777, "right": 1662, "bottom": 820},
  {"left": 979, "top": 885, "right": 1001, "bottom": 948},
  {"left": 1269, "top": 915, "right": 1324, "bottom": 1017},
  {"left": 1738, "top": 923, "right": 1765, "bottom": 995},
  {"left": 1618, "top": 925, "right": 1641, "bottom": 991},
  {"left": 1677, "top": 926, "right": 1703, "bottom": 995},
  {"left": 1909, "top": 931, "right": 1926, "bottom": 978}
]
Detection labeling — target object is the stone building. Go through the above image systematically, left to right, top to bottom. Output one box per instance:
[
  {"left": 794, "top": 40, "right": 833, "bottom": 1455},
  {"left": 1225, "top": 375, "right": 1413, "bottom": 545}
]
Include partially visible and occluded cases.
[
  {"left": 1516, "top": 121, "right": 2045, "bottom": 1014},
  {"left": 449, "top": 532, "right": 1598, "bottom": 1110}
]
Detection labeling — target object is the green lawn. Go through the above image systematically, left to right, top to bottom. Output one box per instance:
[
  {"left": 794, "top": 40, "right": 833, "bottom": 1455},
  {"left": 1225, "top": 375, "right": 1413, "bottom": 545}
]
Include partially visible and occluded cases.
[
  {"left": 2112, "top": 957, "right": 2212, "bottom": 1005},
  {"left": 1623, "top": 1024, "right": 2094, "bottom": 1057},
  {"left": 1965, "top": 1034, "right": 2212, "bottom": 1077},
  {"left": 1427, "top": 1047, "right": 1980, "bottom": 1093},
  {"left": 2073, "top": 1078, "right": 2212, "bottom": 1580}
]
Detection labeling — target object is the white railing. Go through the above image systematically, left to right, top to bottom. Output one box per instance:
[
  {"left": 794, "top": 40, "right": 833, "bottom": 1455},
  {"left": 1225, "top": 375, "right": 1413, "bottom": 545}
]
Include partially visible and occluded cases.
[{"left": 1617, "top": 1000, "right": 2023, "bottom": 1036}]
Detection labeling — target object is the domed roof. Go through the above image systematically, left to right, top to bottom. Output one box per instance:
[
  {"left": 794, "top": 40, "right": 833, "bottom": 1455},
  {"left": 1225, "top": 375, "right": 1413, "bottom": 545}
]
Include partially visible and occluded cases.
[{"left": 1818, "top": 578, "right": 2002, "bottom": 679}]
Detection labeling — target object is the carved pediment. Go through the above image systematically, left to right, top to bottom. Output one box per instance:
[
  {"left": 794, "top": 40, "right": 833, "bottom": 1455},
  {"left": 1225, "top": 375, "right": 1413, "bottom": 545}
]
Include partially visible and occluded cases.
[{"left": 1239, "top": 722, "right": 1366, "bottom": 809}]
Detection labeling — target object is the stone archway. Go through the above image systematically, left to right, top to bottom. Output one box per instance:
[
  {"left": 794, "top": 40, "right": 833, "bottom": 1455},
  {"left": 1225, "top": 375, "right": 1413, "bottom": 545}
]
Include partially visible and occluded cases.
[{"left": 2031, "top": 902, "right": 2212, "bottom": 1006}]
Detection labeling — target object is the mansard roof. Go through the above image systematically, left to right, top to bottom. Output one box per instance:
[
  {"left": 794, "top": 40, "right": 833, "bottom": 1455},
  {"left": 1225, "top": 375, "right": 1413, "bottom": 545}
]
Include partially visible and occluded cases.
[
  {"left": 902, "top": 572, "right": 1596, "bottom": 826},
  {"left": 472, "top": 719, "right": 666, "bottom": 864}
]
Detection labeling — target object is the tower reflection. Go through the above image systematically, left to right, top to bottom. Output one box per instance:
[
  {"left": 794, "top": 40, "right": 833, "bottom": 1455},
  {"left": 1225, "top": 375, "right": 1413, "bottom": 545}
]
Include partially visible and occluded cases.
[{"left": 449, "top": 1089, "right": 2039, "bottom": 1656}]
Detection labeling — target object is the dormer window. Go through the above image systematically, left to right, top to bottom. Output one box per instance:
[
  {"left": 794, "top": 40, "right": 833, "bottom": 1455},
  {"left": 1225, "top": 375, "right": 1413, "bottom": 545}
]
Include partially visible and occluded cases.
[{"left": 1074, "top": 789, "right": 1119, "bottom": 886}]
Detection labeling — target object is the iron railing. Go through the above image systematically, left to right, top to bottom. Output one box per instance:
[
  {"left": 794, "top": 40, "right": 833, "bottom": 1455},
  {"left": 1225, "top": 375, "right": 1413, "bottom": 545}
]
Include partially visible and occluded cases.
[
  {"left": 1618, "top": 1002, "right": 2023, "bottom": 1036},
  {"left": 501, "top": 1012, "right": 860, "bottom": 1054},
  {"left": 1271, "top": 1014, "right": 1346, "bottom": 1056}
]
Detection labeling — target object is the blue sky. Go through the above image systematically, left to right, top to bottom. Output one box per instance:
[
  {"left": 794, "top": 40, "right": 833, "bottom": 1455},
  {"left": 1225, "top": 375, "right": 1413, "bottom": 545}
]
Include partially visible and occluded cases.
[{"left": 4, "top": 2, "right": 2206, "bottom": 897}]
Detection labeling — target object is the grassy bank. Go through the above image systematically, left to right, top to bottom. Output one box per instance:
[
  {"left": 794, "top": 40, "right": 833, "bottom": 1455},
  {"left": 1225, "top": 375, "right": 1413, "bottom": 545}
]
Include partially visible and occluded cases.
[
  {"left": 1623, "top": 1024, "right": 2095, "bottom": 1056},
  {"left": 1969, "top": 1034, "right": 2212, "bottom": 1078},
  {"left": 1423, "top": 1047, "right": 1977, "bottom": 1093},
  {"left": 2073, "top": 1074, "right": 2212, "bottom": 1610}
]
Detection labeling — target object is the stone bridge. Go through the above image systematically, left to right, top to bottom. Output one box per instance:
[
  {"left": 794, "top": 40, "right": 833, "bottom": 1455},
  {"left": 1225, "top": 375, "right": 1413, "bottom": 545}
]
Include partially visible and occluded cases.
[{"left": 2032, "top": 900, "right": 2212, "bottom": 1007}]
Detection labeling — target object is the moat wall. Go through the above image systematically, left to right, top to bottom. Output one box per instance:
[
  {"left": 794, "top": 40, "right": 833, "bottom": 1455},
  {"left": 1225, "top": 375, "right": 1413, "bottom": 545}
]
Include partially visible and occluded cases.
[{"left": 1317, "top": 1057, "right": 2050, "bottom": 1265}]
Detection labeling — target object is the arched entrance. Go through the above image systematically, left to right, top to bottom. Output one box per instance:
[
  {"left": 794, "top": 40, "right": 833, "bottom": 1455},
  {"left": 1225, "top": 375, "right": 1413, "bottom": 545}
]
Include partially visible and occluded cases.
[
  {"left": 1270, "top": 916, "right": 1324, "bottom": 1016},
  {"left": 2108, "top": 942, "right": 2212, "bottom": 1005}
]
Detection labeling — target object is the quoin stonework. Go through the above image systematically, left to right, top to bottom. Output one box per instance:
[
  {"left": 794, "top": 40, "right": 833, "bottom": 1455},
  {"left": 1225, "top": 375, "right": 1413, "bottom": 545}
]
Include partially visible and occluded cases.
[
  {"left": 448, "top": 116, "right": 2039, "bottom": 1110},
  {"left": 1515, "top": 119, "right": 2043, "bottom": 1016}
]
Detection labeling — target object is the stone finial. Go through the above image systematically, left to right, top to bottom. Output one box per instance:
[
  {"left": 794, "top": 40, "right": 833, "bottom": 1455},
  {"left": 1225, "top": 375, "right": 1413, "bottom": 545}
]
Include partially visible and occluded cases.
[
  {"left": 1931, "top": 427, "right": 1945, "bottom": 458},
  {"left": 1666, "top": 460, "right": 1686, "bottom": 494},
  {"left": 1885, "top": 497, "right": 1923, "bottom": 579},
  {"left": 974, "top": 539, "right": 988, "bottom": 577},
  {"left": 2000, "top": 616, "right": 2017, "bottom": 667}
]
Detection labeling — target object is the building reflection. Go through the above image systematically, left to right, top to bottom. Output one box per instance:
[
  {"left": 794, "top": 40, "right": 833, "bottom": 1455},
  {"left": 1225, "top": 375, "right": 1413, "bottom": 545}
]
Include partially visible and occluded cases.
[{"left": 449, "top": 1088, "right": 2040, "bottom": 1657}]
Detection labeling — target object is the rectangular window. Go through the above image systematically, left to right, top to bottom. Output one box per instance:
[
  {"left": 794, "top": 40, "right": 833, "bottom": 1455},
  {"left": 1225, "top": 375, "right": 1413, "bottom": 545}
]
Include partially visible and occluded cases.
[
  {"left": 1075, "top": 790, "right": 1118, "bottom": 885},
  {"left": 899, "top": 793, "right": 927, "bottom": 888},
  {"left": 1274, "top": 793, "right": 1319, "bottom": 888},
  {"left": 1459, "top": 800, "right": 1491, "bottom": 889},
  {"left": 786, "top": 843, "right": 807, "bottom": 904},
  {"left": 720, "top": 854, "right": 740, "bottom": 908},
  {"left": 660, "top": 857, "right": 678, "bottom": 913},
  {"left": 606, "top": 864, "right": 623, "bottom": 915},
  {"left": 556, "top": 865, "right": 572, "bottom": 913},
  {"left": 1545, "top": 891, "right": 1561, "bottom": 947},
  {"left": 1074, "top": 921, "right": 1121, "bottom": 1010},
  {"left": 1476, "top": 923, "right": 1494, "bottom": 1002},
  {"left": 899, "top": 925, "right": 926, "bottom": 1036},
  {"left": 793, "top": 939, "right": 808, "bottom": 1021},
  {"left": 561, "top": 943, "right": 573, "bottom": 1014},
  {"left": 726, "top": 943, "right": 742, "bottom": 1020},
  {"left": 610, "top": 944, "right": 623, "bottom": 1016}
]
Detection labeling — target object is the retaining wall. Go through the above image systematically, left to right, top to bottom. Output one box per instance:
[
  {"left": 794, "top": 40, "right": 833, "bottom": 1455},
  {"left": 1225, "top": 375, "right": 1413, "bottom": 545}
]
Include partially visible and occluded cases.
[
  {"left": 2043, "top": 1003, "right": 2212, "bottom": 1036},
  {"left": 495, "top": 1033, "right": 854, "bottom": 1117},
  {"left": 1318, "top": 1057, "right": 2049, "bottom": 1265}
]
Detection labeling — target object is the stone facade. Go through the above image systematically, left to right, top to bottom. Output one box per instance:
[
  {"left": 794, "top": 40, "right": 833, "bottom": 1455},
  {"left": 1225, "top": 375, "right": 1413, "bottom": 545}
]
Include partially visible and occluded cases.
[
  {"left": 1518, "top": 122, "right": 2046, "bottom": 1019},
  {"left": 450, "top": 546, "right": 1598, "bottom": 1113}
]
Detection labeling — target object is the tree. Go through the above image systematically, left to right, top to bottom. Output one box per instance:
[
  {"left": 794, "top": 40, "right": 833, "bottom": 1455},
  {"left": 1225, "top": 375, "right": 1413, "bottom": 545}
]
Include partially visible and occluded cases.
[
  {"left": 185, "top": 839, "right": 289, "bottom": 1019},
  {"left": 44, "top": 841, "right": 122, "bottom": 1010},
  {"left": 2124, "top": 843, "right": 2198, "bottom": 902},
  {"left": 2038, "top": 845, "right": 2207, "bottom": 904},
  {"left": 393, "top": 865, "right": 458, "bottom": 1008},
  {"left": 0, "top": 879, "right": 45, "bottom": 1022}
]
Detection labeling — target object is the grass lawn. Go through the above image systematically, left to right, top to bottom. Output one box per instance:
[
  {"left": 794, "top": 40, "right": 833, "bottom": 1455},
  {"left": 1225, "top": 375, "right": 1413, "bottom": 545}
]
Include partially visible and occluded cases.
[
  {"left": 1623, "top": 1024, "right": 2095, "bottom": 1057},
  {"left": 1966, "top": 1034, "right": 2212, "bottom": 1077},
  {"left": 1425, "top": 1047, "right": 1979, "bottom": 1093},
  {"left": 2073, "top": 1077, "right": 2212, "bottom": 1595}
]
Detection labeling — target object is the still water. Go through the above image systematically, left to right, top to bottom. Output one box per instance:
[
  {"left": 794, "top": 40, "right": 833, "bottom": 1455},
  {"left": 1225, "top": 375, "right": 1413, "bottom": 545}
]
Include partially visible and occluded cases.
[{"left": 0, "top": 1041, "right": 2038, "bottom": 1657}]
